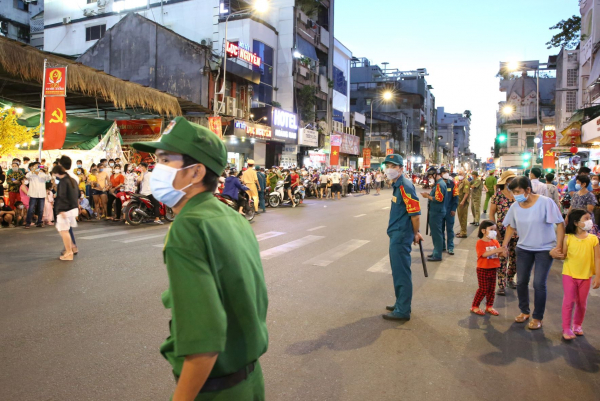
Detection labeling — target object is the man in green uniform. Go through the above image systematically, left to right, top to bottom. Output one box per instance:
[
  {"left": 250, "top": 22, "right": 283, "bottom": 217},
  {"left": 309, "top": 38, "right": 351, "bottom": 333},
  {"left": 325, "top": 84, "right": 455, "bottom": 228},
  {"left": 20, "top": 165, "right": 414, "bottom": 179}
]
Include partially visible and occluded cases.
[
  {"left": 132, "top": 117, "right": 268, "bottom": 401},
  {"left": 382, "top": 154, "right": 423, "bottom": 322},
  {"left": 421, "top": 167, "right": 446, "bottom": 262},
  {"left": 456, "top": 170, "right": 471, "bottom": 238},
  {"left": 470, "top": 170, "right": 483, "bottom": 226},
  {"left": 483, "top": 171, "right": 497, "bottom": 214}
]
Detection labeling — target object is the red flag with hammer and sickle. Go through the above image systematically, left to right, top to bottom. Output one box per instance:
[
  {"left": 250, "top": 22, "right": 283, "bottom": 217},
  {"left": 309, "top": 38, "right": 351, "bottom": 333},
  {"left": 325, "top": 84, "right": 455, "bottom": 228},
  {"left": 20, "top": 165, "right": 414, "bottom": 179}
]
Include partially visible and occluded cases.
[{"left": 43, "top": 96, "right": 67, "bottom": 150}]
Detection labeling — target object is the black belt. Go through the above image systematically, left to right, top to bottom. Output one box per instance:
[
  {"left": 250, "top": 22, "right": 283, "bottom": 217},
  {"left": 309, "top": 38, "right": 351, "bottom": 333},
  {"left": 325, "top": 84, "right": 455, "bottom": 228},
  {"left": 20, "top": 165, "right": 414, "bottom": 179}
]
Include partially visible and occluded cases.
[{"left": 176, "top": 361, "right": 256, "bottom": 393}]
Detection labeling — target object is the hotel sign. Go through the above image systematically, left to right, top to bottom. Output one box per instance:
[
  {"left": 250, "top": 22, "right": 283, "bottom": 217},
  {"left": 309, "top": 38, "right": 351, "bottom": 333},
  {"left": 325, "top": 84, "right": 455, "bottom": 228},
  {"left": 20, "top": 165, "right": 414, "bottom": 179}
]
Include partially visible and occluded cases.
[
  {"left": 226, "top": 41, "right": 261, "bottom": 67},
  {"left": 272, "top": 108, "right": 298, "bottom": 141}
]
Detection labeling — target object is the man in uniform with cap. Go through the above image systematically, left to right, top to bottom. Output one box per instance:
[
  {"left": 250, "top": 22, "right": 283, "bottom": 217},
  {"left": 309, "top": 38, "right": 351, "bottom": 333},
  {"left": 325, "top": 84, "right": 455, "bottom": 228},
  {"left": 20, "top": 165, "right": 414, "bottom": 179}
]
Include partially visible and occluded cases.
[
  {"left": 132, "top": 117, "right": 268, "bottom": 400},
  {"left": 382, "top": 154, "right": 423, "bottom": 322},
  {"left": 242, "top": 159, "right": 260, "bottom": 212},
  {"left": 256, "top": 166, "right": 266, "bottom": 213},
  {"left": 421, "top": 167, "right": 446, "bottom": 262},
  {"left": 440, "top": 167, "right": 459, "bottom": 255},
  {"left": 456, "top": 169, "right": 471, "bottom": 238},
  {"left": 470, "top": 171, "right": 483, "bottom": 226}
]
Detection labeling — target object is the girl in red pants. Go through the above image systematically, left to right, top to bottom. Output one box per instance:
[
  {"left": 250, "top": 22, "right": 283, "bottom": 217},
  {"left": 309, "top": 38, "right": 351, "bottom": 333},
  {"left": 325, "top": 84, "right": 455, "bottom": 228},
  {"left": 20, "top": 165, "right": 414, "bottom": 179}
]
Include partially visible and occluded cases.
[
  {"left": 561, "top": 209, "right": 600, "bottom": 340},
  {"left": 471, "top": 220, "right": 506, "bottom": 316}
]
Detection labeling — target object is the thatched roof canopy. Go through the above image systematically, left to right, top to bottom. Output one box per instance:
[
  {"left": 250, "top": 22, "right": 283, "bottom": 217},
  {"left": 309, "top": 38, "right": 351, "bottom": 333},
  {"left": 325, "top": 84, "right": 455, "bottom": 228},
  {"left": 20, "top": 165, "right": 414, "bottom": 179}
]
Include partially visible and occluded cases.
[{"left": 0, "top": 36, "right": 182, "bottom": 117}]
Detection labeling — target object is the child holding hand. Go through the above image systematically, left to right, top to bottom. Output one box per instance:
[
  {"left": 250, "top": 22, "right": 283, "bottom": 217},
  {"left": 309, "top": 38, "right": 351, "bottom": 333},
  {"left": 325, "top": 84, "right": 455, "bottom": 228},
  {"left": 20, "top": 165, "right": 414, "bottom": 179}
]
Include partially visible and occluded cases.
[
  {"left": 561, "top": 209, "right": 600, "bottom": 340},
  {"left": 471, "top": 220, "right": 506, "bottom": 316}
]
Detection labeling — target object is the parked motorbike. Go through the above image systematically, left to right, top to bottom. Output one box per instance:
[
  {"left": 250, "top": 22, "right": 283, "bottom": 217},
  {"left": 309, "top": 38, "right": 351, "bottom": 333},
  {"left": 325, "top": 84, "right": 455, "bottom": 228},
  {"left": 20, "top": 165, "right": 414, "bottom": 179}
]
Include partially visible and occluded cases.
[
  {"left": 303, "top": 179, "right": 319, "bottom": 198},
  {"left": 268, "top": 180, "right": 302, "bottom": 208},
  {"left": 215, "top": 191, "right": 255, "bottom": 221},
  {"left": 122, "top": 193, "right": 175, "bottom": 225}
]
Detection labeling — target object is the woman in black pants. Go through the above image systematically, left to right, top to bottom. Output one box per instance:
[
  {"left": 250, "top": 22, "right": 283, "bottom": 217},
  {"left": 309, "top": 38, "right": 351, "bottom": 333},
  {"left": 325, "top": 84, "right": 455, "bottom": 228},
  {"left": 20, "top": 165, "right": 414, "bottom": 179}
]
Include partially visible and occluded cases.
[{"left": 107, "top": 165, "right": 124, "bottom": 221}]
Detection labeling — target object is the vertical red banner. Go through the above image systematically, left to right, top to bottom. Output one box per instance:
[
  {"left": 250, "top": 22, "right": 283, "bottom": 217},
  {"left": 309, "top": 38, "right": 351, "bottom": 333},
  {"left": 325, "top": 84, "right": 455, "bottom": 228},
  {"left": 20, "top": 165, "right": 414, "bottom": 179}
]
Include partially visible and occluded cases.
[
  {"left": 43, "top": 96, "right": 67, "bottom": 150},
  {"left": 208, "top": 116, "right": 223, "bottom": 139},
  {"left": 543, "top": 143, "right": 555, "bottom": 170},
  {"left": 330, "top": 145, "right": 340, "bottom": 166},
  {"left": 363, "top": 148, "right": 371, "bottom": 168}
]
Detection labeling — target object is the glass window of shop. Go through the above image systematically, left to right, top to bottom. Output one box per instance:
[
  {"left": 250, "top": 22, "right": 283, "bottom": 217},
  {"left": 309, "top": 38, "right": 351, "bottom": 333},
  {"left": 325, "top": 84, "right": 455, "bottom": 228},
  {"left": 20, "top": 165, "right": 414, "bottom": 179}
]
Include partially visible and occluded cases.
[{"left": 252, "top": 40, "right": 274, "bottom": 105}]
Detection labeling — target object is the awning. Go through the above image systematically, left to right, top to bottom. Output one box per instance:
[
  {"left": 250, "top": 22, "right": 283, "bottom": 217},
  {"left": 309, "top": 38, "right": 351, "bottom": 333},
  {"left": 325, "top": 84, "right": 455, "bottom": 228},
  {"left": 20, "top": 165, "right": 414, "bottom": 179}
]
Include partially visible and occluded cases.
[
  {"left": 296, "top": 35, "right": 318, "bottom": 61},
  {"left": 589, "top": 56, "right": 600, "bottom": 88}
]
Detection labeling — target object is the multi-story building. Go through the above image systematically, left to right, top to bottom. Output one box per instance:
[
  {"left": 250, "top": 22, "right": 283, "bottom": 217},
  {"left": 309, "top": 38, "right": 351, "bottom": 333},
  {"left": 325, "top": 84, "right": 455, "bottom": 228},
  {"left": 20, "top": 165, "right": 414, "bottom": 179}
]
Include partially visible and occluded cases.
[
  {"left": 0, "top": 0, "right": 43, "bottom": 46},
  {"left": 43, "top": 0, "right": 335, "bottom": 168},
  {"left": 555, "top": 47, "right": 580, "bottom": 132},
  {"left": 437, "top": 107, "right": 471, "bottom": 169}
]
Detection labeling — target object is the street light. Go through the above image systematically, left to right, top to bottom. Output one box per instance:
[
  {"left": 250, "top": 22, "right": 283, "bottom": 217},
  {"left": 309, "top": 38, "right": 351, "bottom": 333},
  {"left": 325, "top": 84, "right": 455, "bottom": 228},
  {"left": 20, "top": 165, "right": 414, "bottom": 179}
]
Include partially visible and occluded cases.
[
  {"left": 214, "top": 1, "right": 269, "bottom": 116},
  {"left": 369, "top": 90, "right": 394, "bottom": 148},
  {"left": 502, "top": 105, "right": 514, "bottom": 115}
]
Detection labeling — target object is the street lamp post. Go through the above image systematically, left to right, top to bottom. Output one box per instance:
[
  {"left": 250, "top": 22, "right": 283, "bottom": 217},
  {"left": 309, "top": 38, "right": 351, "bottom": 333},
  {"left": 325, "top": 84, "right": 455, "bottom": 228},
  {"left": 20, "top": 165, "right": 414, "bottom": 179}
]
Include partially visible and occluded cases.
[{"left": 369, "top": 90, "right": 393, "bottom": 149}]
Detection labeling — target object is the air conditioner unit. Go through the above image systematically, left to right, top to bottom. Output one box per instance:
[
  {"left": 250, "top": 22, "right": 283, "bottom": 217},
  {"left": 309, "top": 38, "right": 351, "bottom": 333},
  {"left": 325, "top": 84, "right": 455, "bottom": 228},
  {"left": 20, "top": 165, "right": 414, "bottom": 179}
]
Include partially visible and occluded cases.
[
  {"left": 97, "top": 0, "right": 107, "bottom": 7},
  {"left": 83, "top": 8, "right": 96, "bottom": 16},
  {"left": 62, "top": 17, "right": 71, "bottom": 25},
  {"left": 200, "top": 38, "right": 212, "bottom": 46},
  {"left": 225, "top": 96, "right": 237, "bottom": 115},
  {"left": 236, "top": 109, "right": 244, "bottom": 119}
]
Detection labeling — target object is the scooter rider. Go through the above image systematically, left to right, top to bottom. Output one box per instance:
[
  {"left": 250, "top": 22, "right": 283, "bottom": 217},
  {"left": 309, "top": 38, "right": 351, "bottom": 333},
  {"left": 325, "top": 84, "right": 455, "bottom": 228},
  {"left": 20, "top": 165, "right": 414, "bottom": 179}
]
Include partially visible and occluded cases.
[
  {"left": 223, "top": 168, "right": 249, "bottom": 214},
  {"left": 283, "top": 169, "right": 296, "bottom": 207}
]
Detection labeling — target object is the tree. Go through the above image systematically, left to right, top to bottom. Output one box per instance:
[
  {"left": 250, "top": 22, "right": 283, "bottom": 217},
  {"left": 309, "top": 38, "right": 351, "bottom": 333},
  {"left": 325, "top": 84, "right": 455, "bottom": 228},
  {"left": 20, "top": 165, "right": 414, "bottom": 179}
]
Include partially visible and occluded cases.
[
  {"left": 546, "top": 15, "right": 582, "bottom": 50},
  {"left": 296, "top": 85, "right": 317, "bottom": 124},
  {"left": 0, "top": 108, "right": 39, "bottom": 157},
  {"left": 464, "top": 110, "right": 472, "bottom": 120}
]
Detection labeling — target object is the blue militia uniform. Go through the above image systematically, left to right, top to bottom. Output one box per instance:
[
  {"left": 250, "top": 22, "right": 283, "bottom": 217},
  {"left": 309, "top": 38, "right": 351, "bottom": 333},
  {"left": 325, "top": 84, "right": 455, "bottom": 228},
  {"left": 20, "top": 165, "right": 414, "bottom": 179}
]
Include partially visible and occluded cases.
[
  {"left": 387, "top": 175, "right": 422, "bottom": 318},
  {"left": 428, "top": 178, "right": 447, "bottom": 260},
  {"left": 442, "top": 179, "right": 459, "bottom": 252}
]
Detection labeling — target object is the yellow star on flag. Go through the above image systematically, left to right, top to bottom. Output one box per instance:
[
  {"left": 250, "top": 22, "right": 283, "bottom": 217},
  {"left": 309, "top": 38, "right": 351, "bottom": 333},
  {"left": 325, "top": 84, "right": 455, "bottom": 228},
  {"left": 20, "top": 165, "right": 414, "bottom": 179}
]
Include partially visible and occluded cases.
[{"left": 333, "top": 150, "right": 338, "bottom": 155}]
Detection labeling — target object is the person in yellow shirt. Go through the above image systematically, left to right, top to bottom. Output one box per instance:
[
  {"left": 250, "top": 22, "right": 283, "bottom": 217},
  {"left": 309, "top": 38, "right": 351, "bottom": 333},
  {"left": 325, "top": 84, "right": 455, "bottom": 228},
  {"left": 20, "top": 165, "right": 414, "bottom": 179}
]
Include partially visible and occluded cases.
[
  {"left": 241, "top": 159, "right": 260, "bottom": 212},
  {"left": 561, "top": 209, "right": 600, "bottom": 341}
]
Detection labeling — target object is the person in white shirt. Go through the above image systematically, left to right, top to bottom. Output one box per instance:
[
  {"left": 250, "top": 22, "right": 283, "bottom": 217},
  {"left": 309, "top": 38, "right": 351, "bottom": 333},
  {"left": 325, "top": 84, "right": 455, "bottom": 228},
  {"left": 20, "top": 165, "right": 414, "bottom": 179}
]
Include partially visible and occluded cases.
[
  {"left": 24, "top": 161, "right": 50, "bottom": 227},
  {"left": 137, "top": 162, "right": 162, "bottom": 224},
  {"left": 529, "top": 167, "right": 549, "bottom": 197},
  {"left": 330, "top": 170, "right": 342, "bottom": 200},
  {"left": 365, "top": 170, "right": 372, "bottom": 194},
  {"left": 375, "top": 170, "right": 383, "bottom": 195},
  {"left": 319, "top": 171, "right": 329, "bottom": 199}
]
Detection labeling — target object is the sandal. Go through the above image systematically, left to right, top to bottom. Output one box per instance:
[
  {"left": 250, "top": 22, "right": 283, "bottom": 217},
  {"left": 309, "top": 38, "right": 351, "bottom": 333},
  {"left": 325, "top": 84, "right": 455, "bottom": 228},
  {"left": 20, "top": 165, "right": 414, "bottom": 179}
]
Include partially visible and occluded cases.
[
  {"left": 59, "top": 252, "right": 74, "bottom": 261},
  {"left": 470, "top": 307, "right": 485, "bottom": 316},
  {"left": 486, "top": 308, "right": 500, "bottom": 316},
  {"left": 515, "top": 313, "right": 530, "bottom": 323},
  {"left": 573, "top": 326, "right": 584, "bottom": 336},
  {"left": 563, "top": 330, "right": 576, "bottom": 340}
]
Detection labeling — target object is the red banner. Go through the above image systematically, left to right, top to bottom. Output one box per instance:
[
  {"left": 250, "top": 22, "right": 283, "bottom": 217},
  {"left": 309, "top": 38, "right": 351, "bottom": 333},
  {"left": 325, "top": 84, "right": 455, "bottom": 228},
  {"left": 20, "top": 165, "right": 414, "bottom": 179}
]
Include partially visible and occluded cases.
[
  {"left": 43, "top": 67, "right": 67, "bottom": 96},
  {"left": 43, "top": 97, "right": 67, "bottom": 150},
  {"left": 208, "top": 116, "right": 223, "bottom": 139},
  {"left": 116, "top": 119, "right": 162, "bottom": 144},
  {"left": 543, "top": 130, "right": 556, "bottom": 144},
  {"left": 543, "top": 143, "right": 555, "bottom": 169},
  {"left": 330, "top": 145, "right": 340, "bottom": 166},
  {"left": 363, "top": 148, "right": 371, "bottom": 168},
  {"left": 386, "top": 148, "right": 394, "bottom": 155}
]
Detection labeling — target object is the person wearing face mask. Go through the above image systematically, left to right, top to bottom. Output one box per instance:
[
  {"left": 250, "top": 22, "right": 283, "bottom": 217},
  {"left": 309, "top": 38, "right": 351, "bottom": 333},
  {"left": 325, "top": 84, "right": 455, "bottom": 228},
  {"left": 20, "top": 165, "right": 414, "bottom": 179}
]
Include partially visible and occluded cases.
[
  {"left": 132, "top": 117, "right": 269, "bottom": 400},
  {"left": 381, "top": 154, "right": 424, "bottom": 322},
  {"left": 6, "top": 161, "right": 24, "bottom": 207},
  {"left": 24, "top": 162, "right": 50, "bottom": 228},
  {"left": 137, "top": 162, "right": 162, "bottom": 224},
  {"left": 95, "top": 163, "right": 110, "bottom": 219},
  {"left": 122, "top": 163, "right": 138, "bottom": 193},
  {"left": 107, "top": 164, "right": 125, "bottom": 221},
  {"left": 421, "top": 167, "right": 446, "bottom": 262},
  {"left": 439, "top": 167, "right": 459, "bottom": 255},
  {"left": 456, "top": 170, "right": 471, "bottom": 238},
  {"left": 469, "top": 171, "right": 483, "bottom": 226},
  {"left": 483, "top": 171, "right": 497, "bottom": 214},
  {"left": 545, "top": 173, "right": 560, "bottom": 211},
  {"left": 568, "top": 174, "right": 597, "bottom": 227},
  {"left": 502, "top": 176, "right": 565, "bottom": 330},
  {"left": 0, "top": 198, "right": 16, "bottom": 228},
  {"left": 470, "top": 220, "right": 506, "bottom": 316}
]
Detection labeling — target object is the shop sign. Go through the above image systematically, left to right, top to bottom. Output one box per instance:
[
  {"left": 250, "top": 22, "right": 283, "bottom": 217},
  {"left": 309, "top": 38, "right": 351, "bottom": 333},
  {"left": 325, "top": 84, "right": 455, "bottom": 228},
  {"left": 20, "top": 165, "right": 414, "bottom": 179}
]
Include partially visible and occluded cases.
[
  {"left": 226, "top": 41, "right": 261, "bottom": 67},
  {"left": 272, "top": 108, "right": 298, "bottom": 141},
  {"left": 582, "top": 116, "right": 600, "bottom": 143},
  {"left": 116, "top": 119, "right": 162, "bottom": 144},
  {"left": 233, "top": 120, "right": 272, "bottom": 139},
  {"left": 298, "top": 128, "right": 319, "bottom": 147},
  {"left": 338, "top": 132, "right": 360, "bottom": 155},
  {"left": 330, "top": 134, "right": 342, "bottom": 147},
  {"left": 589, "top": 148, "right": 600, "bottom": 160},
  {"left": 309, "top": 151, "right": 327, "bottom": 163}
]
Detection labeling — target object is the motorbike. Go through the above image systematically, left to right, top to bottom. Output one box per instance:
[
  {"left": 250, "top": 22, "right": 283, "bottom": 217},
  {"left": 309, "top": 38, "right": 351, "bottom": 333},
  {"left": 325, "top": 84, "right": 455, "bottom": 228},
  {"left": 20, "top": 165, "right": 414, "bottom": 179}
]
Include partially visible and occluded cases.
[
  {"left": 303, "top": 179, "right": 319, "bottom": 198},
  {"left": 268, "top": 180, "right": 302, "bottom": 208},
  {"left": 215, "top": 191, "right": 255, "bottom": 221},
  {"left": 122, "top": 193, "right": 175, "bottom": 225}
]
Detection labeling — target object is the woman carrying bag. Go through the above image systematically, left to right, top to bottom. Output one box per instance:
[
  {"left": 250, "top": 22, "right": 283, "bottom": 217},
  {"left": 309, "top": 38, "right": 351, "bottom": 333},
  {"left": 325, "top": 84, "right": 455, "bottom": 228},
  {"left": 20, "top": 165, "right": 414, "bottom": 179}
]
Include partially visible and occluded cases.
[{"left": 52, "top": 165, "right": 80, "bottom": 261}]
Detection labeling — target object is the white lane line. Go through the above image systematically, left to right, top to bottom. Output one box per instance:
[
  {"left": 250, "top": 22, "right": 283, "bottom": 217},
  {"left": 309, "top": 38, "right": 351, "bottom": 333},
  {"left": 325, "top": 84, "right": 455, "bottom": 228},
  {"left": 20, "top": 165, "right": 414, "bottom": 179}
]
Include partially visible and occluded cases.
[
  {"left": 382, "top": 207, "right": 390, "bottom": 210},
  {"left": 354, "top": 214, "right": 367, "bottom": 218},
  {"left": 79, "top": 226, "right": 166, "bottom": 240},
  {"left": 307, "top": 226, "right": 326, "bottom": 232},
  {"left": 46, "top": 227, "right": 116, "bottom": 236},
  {"left": 255, "top": 231, "right": 285, "bottom": 242},
  {"left": 119, "top": 234, "right": 166, "bottom": 243},
  {"left": 260, "top": 235, "right": 324, "bottom": 260},
  {"left": 304, "top": 239, "right": 370, "bottom": 267},
  {"left": 153, "top": 244, "right": 163, "bottom": 248},
  {"left": 433, "top": 249, "right": 469, "bottom": 282},
  {"left": 367, "top": 256, "right": 391, "bottom": 274},
  {"left": 591, "top": 287, "right": 600, "bottom": 297}
]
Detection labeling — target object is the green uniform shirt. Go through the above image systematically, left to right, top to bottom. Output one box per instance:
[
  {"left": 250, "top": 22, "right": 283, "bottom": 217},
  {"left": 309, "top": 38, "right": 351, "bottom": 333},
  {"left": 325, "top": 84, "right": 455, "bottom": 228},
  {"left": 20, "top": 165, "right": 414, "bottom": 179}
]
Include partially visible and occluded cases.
[
  {"left": 484, "top": 176, "right": 497, "bottom": 192},
  {"left": 470, "top": 178, "right": 482, "bottom": 198},
  {"left": 458, "top": 179, "right": 470, "bottom": 203},
  {"left": 160, "top": 192, "right": 268, "bottom": 378}
]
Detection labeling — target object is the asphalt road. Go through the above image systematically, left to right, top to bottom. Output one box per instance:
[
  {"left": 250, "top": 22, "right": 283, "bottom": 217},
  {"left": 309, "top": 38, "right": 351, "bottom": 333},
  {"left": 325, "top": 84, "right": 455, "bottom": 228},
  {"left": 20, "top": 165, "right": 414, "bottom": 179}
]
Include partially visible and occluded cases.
[{"left": 1, "top": 186, "right": 600, "bottom": 401}]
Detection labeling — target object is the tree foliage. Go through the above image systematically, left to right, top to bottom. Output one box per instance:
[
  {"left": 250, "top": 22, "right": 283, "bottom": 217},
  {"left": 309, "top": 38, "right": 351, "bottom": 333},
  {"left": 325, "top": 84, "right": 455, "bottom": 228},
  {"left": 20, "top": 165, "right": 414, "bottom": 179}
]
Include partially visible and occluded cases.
[
  {"left": 297, "top": 0, "right": 320, "bottom": 18},
  {"left": 546, "top": 15, "right": 582, "bottom": 50},
  {"left": 297, "top": 85, "right": 317, "bottom": 124},
  {"left": 0, "top": 108, "right": 39, "bottom": 157},
  {"left": 464, "top": 110, "right": 472, "bottom": 120}
]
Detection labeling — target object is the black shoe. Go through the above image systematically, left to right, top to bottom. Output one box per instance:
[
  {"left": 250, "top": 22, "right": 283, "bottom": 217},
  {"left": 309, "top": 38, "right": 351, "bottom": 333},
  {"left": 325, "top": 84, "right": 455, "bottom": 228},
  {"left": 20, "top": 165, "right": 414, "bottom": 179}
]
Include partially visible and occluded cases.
[
  {"left": 427, "top": 257, "right": 442, "bottom": 262},
  {"left": 497, "top": 288, "right": 506, "bottom": 296},
  {"left": 386, "top": 305, "right": 395, "bottom": 312},
  {"left": 382, "top": 313, "right": 410, "bottom": 322}
]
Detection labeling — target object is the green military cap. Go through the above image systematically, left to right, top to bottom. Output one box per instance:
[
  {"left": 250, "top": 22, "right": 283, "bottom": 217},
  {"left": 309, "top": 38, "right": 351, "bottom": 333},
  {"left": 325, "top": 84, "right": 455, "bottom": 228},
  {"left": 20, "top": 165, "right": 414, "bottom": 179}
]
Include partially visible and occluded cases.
[
  {"left": 132, "top": 117, "right": 227, "bottom": 175},
  {"left": 383, "top": 154, "right": 404, "bottom": 166}
]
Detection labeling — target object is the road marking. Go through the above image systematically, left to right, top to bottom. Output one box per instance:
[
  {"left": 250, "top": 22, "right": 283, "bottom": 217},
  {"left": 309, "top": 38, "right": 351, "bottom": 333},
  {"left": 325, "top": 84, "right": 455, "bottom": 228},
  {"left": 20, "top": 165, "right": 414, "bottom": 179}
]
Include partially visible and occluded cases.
[
  {"left": 382, "top": 207, "right": 390, "bottom": 210},
  {"left": 354, "top": 214, "right": 367, "bottom": 218},
  {"left": 79, "top": 226, "right": 166, "bottom": 240},
  {"left": 307, "top": 226, "right": 326, "bottom": 232},
  {"left": 46, "top": 227, "right": 115, "bottom": 236},
  {"left": 255, "top": 231, "right": 285, "bottom": 241},
  {"left": 119, "top": 233, "right": 166, "bottom": 243},
  {"left": 260, "top": 235, "right": 324, "bottom": 260},
  {"left": 304, "top": 239, "right": 370, "bottom": 267},
  {"left": 153, "top": 244, "right": 163, "bottom": 248},
  {"left": 433, "top": 249, "right": 469, "bottom": 282},
  {"left": 367, "top": 256, "right": 391, "bottom": 274}
]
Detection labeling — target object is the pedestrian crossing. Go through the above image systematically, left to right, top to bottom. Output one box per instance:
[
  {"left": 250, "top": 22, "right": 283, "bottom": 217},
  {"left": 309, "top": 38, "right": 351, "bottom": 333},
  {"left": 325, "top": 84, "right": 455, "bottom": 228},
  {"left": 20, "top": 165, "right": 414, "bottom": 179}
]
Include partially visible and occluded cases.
[{"left": 303, "top": 239, "right": 370, "bottom": 267}]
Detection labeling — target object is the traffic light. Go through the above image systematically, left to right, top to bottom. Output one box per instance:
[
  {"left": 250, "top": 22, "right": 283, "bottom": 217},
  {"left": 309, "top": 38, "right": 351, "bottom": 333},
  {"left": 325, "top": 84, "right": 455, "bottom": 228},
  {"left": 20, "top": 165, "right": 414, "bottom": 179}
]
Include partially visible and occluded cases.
[
  {"left": 497, "top": 132, "right": 507, "bottom": 143},
  {"left": 522, "top": 153, "right": 531, "bottom": 168}
]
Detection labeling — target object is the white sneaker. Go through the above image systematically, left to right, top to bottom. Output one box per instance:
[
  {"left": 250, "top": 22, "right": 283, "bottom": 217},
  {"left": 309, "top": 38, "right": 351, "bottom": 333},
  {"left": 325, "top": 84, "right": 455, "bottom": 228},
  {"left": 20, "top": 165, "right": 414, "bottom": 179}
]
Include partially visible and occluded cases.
[{"left": 154, "top": 219, "right": 164, "bottom": 224}]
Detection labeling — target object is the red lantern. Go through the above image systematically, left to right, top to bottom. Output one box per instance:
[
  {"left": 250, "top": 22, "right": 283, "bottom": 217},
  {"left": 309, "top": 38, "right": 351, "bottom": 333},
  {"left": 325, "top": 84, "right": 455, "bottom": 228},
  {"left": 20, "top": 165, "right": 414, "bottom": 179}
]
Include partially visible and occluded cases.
[{"left": 570, "top": 146, "right": 578, "bottom": 154}]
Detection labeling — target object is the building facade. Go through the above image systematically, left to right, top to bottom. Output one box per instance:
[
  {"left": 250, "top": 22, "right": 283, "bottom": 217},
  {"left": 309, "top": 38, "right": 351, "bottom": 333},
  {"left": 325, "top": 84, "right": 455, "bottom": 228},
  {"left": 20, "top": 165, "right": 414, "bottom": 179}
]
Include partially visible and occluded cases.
[{"left": 0, "top": 0, "right": 44, "bottom": 46}]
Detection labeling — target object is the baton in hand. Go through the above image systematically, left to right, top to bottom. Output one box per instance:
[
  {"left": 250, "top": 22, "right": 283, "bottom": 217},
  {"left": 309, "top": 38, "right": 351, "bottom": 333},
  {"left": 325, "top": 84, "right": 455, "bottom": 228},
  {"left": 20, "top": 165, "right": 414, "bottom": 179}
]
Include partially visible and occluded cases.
[{"left": 419, "top": 239, "right": 428, "bottom": 278}]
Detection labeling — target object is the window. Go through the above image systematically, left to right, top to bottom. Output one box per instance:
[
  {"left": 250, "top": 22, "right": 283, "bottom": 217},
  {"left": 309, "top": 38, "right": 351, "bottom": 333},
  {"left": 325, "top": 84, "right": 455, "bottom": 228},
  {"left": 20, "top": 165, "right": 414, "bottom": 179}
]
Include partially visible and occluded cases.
[
  {"left": 14, "top": 0, "right": 28, "bottom": 11},
  {"left": 87, "top": 0, "right": 98, "bottom": 3},
  {"left": 86, "top": 24, "right": 106, "bottom": 41},
  {"left": 252, "top": 40, "right": 274, "bottom": 105},
  {"left": 567, "top": 52, "right": 578, "bottom": 62},
  {"left": 567, "top": 69, "right": 578, "bottom": 87},
  {"left": 566, "top": 91, "right": 576, "bottom": 113},
  {"left": 350, "top": 98, "right": 357, "bottom": 106},
  {"left": 365, "top": 98, "right": 372, "bottom": 106},
  {"left": 509, "top": 132, "right": 518, "bottom": 147},
  {"left": 526, "top": 132, "right": 535, "bottom": 148}
]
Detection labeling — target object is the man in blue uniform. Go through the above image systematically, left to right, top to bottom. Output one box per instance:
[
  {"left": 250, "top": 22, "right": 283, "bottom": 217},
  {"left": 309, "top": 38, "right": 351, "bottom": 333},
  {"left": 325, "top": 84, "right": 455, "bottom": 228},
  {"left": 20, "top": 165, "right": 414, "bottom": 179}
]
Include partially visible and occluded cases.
[
  {"left": 382, "top": 154, "right": 423, "bottom": 322},
  {"left": 421, "top": 167, "right": 446, "bottom": 262},
  {"left": 440, "top": 167, "right": 459, "bottom": 255}
]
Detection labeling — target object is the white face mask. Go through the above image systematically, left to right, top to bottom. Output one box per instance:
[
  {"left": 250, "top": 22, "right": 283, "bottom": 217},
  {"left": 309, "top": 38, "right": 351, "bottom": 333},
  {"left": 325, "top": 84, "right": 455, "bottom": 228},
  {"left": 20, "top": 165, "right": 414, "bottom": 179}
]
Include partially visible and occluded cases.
[
  {"left": 149, "top": 163, "right": 197, "bottom": 208},
  {"left": 385, "top": 168, "right": 400, "bottom": 180},
  {"left": 114, "top": 169, "right": 121, "bottom": 174},
  {"left": 442, "top": 173, "right": 450, "bottom": 180},
  {"left": 457, "top": 175, "right": 464, "bottom": 181},
  {"left": 429, "top": 178, "right": 434, "bottom": 185},
  {"left": 23, "top": 180, "right": 29, "bottom": 185},
  {"left": 593, "top": 180, "right": 599, "bottom": 186},
  {"left": 0, "top": 202, "right": 4, "bottom": 207},
  {"left": 581, "top": 220, "right": 594, "bottom": 231},
  {"left": 488, "top": 230, "right": 497, "bottom": 240}
]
